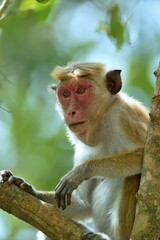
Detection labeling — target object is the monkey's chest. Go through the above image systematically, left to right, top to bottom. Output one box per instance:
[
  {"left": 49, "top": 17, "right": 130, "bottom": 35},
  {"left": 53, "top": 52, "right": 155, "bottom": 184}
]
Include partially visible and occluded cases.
[
  {"left": 74, "top": 142, "right": 108, "bottom": 166},
  {"left": 78, "top": 177, "right": 123, "bottom": 209},
  {"left": 92, "top": 177, "right": 123, "bottom": 205},
  {"left": 90, "top": 178, "right": 124, "bottom": 232}
]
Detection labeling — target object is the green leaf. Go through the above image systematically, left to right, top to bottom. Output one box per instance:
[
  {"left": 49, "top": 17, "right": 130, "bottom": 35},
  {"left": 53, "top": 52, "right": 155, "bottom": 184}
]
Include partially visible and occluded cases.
[
  {"left": 20, "top": 0, "right": 54, "bottom": 10},
  {"left": 97, "top": 4, "right": 127, "bottom": 49},
  {"left": 108, "top": 4, "right": 125, "bottom": 49}
]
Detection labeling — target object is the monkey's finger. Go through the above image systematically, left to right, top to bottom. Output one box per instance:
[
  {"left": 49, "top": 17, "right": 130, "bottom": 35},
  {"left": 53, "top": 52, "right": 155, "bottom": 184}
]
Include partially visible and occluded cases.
[
  {"left": 8, "top": 176, "right": 24, "bottom": 186},
  {"left": 55, "top": 177, "right": 76, "bottom": 209},
  {"left": 55, "top": 179, "right": 67, "bottom": 196},
  {"left": 54, "top": 180, "right": 64, "bottom": 192},
  {"left": 20, "top": 182, "right": 37, "bottom": 196},
  {"left": 55, "top": 184, "right": 66, "bottom": 208},
  {"left": 57, "top": 185, "right": 68, "bottom": 210},
  {"left": 59, "top": 186, "right": 73, "bottom": 208},
  {"left": 55, "top": 191, "right": 61, "bottom": 208},
  {"left": 66, "top": 191, "right": 72, "bottom": 206},
  {"left": 61, "top": 194, "right": 67, "bottom": 210}
]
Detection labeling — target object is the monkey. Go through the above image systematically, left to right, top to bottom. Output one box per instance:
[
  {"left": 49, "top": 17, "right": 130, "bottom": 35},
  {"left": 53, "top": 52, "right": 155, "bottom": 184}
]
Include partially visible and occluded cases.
[{"left": 0, "top": 62, "right": 149, "bottom": 240}]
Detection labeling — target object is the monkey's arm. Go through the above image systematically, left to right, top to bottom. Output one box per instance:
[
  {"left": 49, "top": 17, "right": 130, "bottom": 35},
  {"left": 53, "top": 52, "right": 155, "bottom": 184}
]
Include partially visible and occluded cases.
[
  {"left": 0, "top": 148, "right": 143, "bottom": 209},
  {"left": 55, "top": 148, "right": 143, "bottom": 209},
  {"left": 85, "top": 148, "right": 143, "bottom": 178}
]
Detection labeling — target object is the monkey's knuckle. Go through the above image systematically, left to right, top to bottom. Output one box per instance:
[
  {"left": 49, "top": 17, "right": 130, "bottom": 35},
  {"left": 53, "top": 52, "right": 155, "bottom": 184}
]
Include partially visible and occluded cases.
[
  {"left": 0, "top": 170, "right": 13, "bottom": 182},
  {"left": 10, "top": 176, "right": 19, "bottom": 184},
  {"left": 61, "top": 177, "right": 69, "bottom": 184},
  {"left": 66, "top": 181, "right": 75, "bottom": 191},
  {"left": 20, "top": 182, "right": 29, "bottom": 191},
  {"left": 25, "top": 183, "right": 32, "bottom": 190},
  {"left": 27, "top": 184, "right": 32, "bottom": 189},
  {"left": 55, "top": 189, "right": 61, "bottom": 197},
  {"left": 55, "top": 191, "right": 58, "bottom": 196}
]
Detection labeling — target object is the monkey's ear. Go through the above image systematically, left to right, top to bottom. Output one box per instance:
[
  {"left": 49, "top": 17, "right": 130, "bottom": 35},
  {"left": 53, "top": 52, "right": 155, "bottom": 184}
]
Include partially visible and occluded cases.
[
  {"left": 106, "top": 70, "right": 122, "bottom": 94},
  {"left": 48, "top": 84, "right": 57, "bottom": 93}
]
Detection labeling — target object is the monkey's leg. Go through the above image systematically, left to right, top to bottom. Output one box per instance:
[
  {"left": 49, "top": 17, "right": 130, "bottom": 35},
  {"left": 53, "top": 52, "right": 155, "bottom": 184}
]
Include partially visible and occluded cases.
[
  {"left": 0, "top": 170, "right": 37, "bottom": 196},
  {"left": 0, "top": 170, "right": 92, "bottom": 218},
  {"left": 0, "top": 170, "right": 55, "bottom": 204},
  {"left": 118, "top": 175, "right": 140, "bottom": 240}
]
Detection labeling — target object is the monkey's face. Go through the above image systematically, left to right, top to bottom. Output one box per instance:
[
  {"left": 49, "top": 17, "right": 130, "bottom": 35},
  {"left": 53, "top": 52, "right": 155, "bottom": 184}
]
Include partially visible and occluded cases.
[
  {"left": 51, "top": 62, "right": 122, "bottom": 145},
  {"left": 57, "top": 79, "right": 98, "bottom": 137}
]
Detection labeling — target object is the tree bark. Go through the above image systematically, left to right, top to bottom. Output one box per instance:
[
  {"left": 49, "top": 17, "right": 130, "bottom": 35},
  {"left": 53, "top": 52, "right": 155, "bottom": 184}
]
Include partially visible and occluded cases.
[
  {"left": 131, "top": 64, "right": 160, "bottom": 240},
  {"left": 0, "top": 182, "right": 84, "bottom": 240}
]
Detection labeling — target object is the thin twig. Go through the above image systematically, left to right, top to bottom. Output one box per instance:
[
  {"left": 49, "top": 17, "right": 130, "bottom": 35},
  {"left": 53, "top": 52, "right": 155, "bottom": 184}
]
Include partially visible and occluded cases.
[
  {"left": 0, "top": 0, "right": 11, "bottom": 18},
  {"left": 0, "top": 70, "right": 13, "bottom": 84},
  {"left": 0, "top": 105, "right": 10, "bottom": 112}
]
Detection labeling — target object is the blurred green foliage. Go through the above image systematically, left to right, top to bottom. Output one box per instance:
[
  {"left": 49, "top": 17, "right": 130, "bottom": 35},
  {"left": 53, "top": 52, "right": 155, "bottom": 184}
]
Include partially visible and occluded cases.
[
  {"left": 0, "top": 0, "right": 159, "bottom": 239},
  {"left": 98, "top": 4, "right": 126, "bottom": 49}
]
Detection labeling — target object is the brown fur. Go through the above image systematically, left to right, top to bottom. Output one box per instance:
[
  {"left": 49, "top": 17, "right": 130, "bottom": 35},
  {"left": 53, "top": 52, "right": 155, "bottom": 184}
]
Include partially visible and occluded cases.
[
  {"left": 0, "top": 62, "right": 150, "bottom": 240},
  {"left": 44, "top": 62, "right": 150, "bottom": 240},
  {"left": 50, "top": 62, "right": 149, "bottom": 240},
  {"left": 118, "top": 175, "right": 141, "bottom": 240}
]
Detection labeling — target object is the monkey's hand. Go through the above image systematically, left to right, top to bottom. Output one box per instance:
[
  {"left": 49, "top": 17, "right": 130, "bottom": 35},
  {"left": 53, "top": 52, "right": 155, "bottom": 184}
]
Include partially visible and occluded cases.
[
  {"left": 55, "top": 164, "right": 88, "bottom": 210},
  {"left": 0, "top": 170, "right": 37, "bottom": 197}
]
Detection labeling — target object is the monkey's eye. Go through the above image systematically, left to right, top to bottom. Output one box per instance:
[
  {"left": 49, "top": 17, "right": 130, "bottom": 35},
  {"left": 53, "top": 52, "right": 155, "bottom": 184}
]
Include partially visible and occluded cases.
[
  {"left": 77, "top": 87, "right": 85, "bottom": 94},
  {"left": 63, "top": 90, "right": 71, "bottom": 98}
]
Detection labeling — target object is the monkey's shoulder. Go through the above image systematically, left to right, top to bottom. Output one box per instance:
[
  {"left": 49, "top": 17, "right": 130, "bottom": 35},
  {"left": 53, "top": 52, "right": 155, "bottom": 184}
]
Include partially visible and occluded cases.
[{"left": 110, "top": 93, "right": 149, "bottom": 146}]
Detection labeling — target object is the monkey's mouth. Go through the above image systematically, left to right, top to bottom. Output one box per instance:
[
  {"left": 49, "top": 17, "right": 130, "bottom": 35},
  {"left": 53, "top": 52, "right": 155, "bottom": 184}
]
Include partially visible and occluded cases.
[
  {"left": 69, "top": 121, "right": 88, "bottom": 133},
  {"left": 69, "top": 121, "right": 85, "bottom": 127}
]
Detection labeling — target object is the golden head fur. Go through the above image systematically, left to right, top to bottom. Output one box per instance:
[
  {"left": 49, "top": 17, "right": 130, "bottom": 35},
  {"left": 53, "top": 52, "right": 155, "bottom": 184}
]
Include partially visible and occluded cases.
[{"left": 51, "top": 62, "right": 106, "bottom": 82}]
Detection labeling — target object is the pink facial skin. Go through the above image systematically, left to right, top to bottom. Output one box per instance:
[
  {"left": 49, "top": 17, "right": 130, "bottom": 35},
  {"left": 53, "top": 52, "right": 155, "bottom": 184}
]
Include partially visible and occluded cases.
[{"left": 57, "top": 79, "right": 96, "bottom": 133}]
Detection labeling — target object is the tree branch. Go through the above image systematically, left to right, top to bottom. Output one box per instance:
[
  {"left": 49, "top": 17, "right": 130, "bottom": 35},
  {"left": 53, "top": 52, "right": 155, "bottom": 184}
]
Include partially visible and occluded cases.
[
  {"left": 0, "top": 0, "right": 11, "bottom": 18},
  {"left": 131, "top": 64, "right": 160, "bottom": 239},
  {"left": 0, "top": 149, "right": 143, "bottom": 239},
  {"left": 0, "top": 182, "right": 85, "bottom": 240}
]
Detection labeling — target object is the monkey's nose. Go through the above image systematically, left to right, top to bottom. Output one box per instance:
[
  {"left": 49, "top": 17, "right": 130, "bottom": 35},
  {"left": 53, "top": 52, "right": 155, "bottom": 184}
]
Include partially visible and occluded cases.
[{"left": 71, "top": 111, "right": 76, "bottom": 116}]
